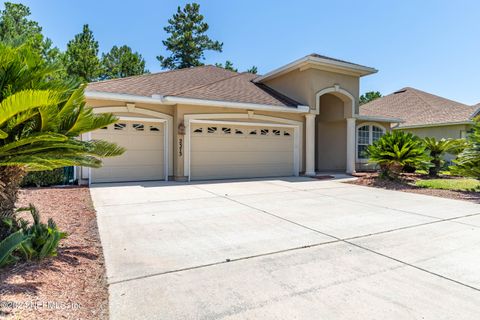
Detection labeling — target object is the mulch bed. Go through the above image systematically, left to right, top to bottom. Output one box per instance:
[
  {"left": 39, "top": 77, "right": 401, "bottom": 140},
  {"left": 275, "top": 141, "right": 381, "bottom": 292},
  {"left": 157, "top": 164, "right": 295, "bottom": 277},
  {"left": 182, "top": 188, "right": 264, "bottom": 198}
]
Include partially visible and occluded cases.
[
  {"left": 349, "top": 173, "right": 480, "bottom": 204},
  {"left": 0, "top": 187, "right": 108, "bottom": 319}
]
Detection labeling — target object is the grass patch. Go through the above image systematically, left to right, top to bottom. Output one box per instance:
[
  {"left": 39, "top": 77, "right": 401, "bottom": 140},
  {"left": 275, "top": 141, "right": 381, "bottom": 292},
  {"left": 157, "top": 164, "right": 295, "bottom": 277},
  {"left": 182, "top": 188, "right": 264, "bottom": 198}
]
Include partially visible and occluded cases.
[{"left": 415, "top": 178, "right": 480, "bottom": 192}]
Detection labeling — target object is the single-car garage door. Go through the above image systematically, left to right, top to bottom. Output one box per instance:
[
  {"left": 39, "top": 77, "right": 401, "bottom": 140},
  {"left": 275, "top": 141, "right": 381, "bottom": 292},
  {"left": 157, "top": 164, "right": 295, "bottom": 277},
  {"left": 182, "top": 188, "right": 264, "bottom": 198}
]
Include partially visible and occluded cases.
[
  {"left": 91, "top": 120, "right": 165, "bottom": 183},
  {"left": 190, "top": 123, "right": 295, "bottom": 180}
]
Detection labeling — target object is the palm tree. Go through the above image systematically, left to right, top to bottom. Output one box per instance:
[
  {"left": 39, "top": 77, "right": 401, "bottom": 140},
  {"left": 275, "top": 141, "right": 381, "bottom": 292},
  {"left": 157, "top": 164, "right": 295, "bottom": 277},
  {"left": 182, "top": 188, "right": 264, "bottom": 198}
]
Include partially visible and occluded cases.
[
  {"left": 0, "top": 44, "right": 124, "bottom": 224},
  {"left": 423, "top": 137, "right": 465, "bottom": 177}
]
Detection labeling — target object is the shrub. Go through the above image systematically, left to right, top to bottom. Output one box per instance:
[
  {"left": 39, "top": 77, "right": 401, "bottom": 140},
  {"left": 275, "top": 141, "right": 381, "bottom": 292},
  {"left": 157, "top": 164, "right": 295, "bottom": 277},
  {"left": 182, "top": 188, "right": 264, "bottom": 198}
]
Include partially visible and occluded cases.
[
  {"left": 451, "top": 118, "right": 480, "bottom": 179},
  {"left": 367, "top": 131, "right": 431, "bottom": 179},
  {"left": 423, "top": 138, "right": 465, "bottom": 177},
  {"left": 20, "top": 168, "right": 66, "bottom": 187},
  {"left": 0, "top": 204, "right": 66, "bottom": 268},
  {"left": 16, "top": 204, "right": 67, "bottom": 260}
]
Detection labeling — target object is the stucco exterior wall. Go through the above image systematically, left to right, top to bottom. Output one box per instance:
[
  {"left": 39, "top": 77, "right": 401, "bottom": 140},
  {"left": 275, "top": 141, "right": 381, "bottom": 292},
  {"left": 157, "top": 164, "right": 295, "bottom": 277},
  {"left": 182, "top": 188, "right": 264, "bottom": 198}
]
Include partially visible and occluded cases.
[
  {"left": 261, "top": 68, "right": 360, "bottom": 113},
  {"left": 397, "top": 124, "right": 471, "bottom": 140}
]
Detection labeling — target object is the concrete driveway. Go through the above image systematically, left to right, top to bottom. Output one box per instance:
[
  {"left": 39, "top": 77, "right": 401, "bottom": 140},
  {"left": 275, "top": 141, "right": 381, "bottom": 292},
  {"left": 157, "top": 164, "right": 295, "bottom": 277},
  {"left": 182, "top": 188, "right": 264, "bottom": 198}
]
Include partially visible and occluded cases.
[{"left": 90, "top": 177, "right": 480, "bottom": 320}]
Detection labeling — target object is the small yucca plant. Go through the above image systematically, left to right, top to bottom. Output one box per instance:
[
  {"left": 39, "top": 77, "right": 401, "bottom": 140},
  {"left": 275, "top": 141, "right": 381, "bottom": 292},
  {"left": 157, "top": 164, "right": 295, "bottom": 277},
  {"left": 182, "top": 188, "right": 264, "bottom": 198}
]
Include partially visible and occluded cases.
[{"left": 367, "top": 131, "right": 431, "bottom": 179}]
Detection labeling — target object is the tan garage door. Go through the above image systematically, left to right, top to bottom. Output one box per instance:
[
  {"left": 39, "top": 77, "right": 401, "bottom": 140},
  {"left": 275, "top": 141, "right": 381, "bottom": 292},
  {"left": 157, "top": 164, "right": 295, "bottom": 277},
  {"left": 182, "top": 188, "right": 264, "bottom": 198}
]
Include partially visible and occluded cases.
[
  {"left": 91, "top": 121, "right": 165, "bottom": 183},
  {"left": 190, "top": 123, "right": 294, "bottom": 180}
]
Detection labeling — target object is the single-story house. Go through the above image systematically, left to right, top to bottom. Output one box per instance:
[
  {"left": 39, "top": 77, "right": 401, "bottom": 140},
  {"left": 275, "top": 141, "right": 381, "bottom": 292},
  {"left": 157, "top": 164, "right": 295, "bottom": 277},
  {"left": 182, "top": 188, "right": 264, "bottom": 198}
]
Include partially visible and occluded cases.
[
  {"left": 78, "top": 54, "right": 403, "bottom": 184},
  {"left": 359, "top": 87, "right": 480, "bottom": 166},
  {"left": 360, "top": 87, "right": 479, "bottom": 139}
]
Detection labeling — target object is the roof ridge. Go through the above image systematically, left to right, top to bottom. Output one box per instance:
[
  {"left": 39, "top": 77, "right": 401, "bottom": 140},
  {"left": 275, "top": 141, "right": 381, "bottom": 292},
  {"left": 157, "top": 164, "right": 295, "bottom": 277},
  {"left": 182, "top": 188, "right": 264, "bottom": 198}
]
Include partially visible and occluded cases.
[
  {"left": 89, "top": 65, "right": 214, "bottom": 86},
  {"left": 169, "top": 71, "right": 244, "bottom": 96},
  {"left": 407, "top": 87, "right": 467, "bottom": 107},
  {"left": 407, "top": 88, "right": 434, "bottom": 108}
]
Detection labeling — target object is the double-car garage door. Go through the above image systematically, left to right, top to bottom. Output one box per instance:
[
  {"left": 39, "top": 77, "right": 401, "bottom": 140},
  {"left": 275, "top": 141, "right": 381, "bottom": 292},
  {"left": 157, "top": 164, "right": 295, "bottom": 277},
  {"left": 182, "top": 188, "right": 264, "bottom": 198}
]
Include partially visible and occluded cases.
[
  {"left": 90, "top": 120, "right": 296, "bottom": 183},
  {"left": 190, "top": 123, "right": 295, "bottom": 180}
]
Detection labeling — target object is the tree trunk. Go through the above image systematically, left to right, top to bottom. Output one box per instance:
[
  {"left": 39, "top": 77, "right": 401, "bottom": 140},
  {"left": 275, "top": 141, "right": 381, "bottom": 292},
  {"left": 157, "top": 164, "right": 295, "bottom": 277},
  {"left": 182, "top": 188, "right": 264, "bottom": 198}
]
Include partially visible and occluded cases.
[
  {"left": 429, "top": 159, "right": 441, "bottom": 177},
  {"left": 0, "top": 166, "right": 26, "bottom": 219}
]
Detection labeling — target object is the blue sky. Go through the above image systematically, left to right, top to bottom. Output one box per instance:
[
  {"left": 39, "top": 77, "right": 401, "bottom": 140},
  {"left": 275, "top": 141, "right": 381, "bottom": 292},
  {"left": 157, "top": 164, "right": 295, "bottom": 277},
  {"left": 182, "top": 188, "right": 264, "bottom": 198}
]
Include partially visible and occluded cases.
[{"left": 11, "top": 0, "right": 480, "bottom": 105}]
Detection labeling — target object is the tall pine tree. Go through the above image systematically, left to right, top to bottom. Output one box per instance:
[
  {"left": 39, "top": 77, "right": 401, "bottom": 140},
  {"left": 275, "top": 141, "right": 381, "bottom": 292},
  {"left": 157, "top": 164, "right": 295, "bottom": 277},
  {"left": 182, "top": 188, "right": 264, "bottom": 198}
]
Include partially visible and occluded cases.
[
  {"left": 157, "top": 3, "right": 222, "bottom": 69},
  {"left": 64, "top": 24, "right": 101, "bottom": 82}
]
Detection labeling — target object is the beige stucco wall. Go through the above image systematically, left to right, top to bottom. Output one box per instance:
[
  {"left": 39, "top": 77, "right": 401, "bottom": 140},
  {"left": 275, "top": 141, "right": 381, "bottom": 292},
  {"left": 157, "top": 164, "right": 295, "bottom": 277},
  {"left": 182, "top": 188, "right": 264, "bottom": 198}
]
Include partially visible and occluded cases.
[
  {"left": 262, "top": 68, "right": 360, "bottom": 114},
  {"left": 85, "top": 99, "right": 307, "bottom": 181},
  {"left": 396, "top": 124, "right": 472, "bottom": 163},
  {"left": 397, "top": 124, "right": 471, "bottom": 140}
]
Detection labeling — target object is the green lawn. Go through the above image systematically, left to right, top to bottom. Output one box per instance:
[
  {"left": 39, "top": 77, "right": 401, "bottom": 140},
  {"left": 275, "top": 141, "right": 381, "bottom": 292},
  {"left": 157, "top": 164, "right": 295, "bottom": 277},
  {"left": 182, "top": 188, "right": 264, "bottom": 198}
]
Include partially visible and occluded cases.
[{"left": 415, "top": 178, "right": 480, "bottom": 192}]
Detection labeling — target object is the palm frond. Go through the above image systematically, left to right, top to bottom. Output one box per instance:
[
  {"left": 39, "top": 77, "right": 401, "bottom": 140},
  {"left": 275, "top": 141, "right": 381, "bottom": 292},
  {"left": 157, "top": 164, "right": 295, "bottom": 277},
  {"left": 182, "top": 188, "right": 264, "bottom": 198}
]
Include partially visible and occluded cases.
[
  {"left": 0, "top": 90, "right": 62, "bottom": 127},
  {"left": 0, "top": 133, "right": 68, "bottom": 155}
]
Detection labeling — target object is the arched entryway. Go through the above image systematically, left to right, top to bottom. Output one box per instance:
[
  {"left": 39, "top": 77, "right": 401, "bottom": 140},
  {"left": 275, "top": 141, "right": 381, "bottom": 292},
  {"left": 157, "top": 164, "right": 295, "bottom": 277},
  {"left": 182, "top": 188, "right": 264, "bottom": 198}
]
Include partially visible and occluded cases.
[{"left": 314, "top": 86, "right": 356, "bottom": 173}]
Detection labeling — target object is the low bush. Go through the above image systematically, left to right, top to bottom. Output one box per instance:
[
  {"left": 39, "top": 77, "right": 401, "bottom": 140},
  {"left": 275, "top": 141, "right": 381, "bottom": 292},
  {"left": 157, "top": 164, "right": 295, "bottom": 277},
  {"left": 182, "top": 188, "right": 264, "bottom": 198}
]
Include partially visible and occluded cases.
[
  {"left": 20, "top": 168, "right": 66, "bottom": 187},
  {"left": 0, "top": 204, "right": 67, "bottom": 268}
]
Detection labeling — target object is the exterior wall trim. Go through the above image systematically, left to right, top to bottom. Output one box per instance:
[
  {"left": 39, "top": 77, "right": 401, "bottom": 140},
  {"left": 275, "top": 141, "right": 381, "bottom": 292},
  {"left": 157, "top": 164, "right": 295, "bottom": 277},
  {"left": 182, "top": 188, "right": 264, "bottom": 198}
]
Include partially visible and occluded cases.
[
  {"left": 253, "top": 55, "right": 377, "bottom": 83},
  {"left": 315, "top": 85, "right": 356, "bottom": 116},
  {"left": 85, "top": 91, "right": 310, "bottom": 114},
  {"left": 183, "top": 113, "right": 303, "bottom": 181},
  {"left": 355, "top": 114, "right": 404, "bottom": 123},
  {"left": 394, "top": 121, "right": 473, "bottom": 130}
]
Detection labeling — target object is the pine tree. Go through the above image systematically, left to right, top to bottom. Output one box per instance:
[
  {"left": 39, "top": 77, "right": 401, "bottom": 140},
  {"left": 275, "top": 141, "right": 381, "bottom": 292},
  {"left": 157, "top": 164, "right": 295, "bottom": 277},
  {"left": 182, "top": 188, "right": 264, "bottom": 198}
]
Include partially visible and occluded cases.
[
  {"left": 0, "top": 2, "right": 62, "bottom": 65},
  {"left": 157, "top": 3, "right": 222, "bottom": 69},
  {"left": 64, "top": 24, "right": 101, "bottom": 82},
  {"left": 101, "top": 45, "right": 148, "bottom": 79},
  {"left": 214, "top": 60, "right": 237, "bottom": 72}
]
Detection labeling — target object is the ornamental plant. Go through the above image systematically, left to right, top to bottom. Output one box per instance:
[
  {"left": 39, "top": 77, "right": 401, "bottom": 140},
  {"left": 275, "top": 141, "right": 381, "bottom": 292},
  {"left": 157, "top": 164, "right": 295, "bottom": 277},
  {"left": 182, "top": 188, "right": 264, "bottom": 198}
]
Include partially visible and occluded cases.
[
  {"left": 0, "top": 44, "right": 124, "bottom": 237},
  {"left": 451, "top": 117, "right": 480, "bottom": 179},
  {"left": 367, "top": 131, "right": 431, "bottom": 179},
  {"left": 423, "top": 137, "right": 466, "bottom": 177}
]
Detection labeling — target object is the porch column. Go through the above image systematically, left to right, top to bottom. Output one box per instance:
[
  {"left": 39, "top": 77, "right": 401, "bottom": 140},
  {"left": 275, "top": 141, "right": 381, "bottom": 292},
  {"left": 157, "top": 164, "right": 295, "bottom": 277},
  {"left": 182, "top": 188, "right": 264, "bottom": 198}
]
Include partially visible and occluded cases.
[
  {"left": 305, "top": 113, "right": 316, "bottom": 176},
  {"left": 346, "top": 117, "right": 356, "bottom": 174}
]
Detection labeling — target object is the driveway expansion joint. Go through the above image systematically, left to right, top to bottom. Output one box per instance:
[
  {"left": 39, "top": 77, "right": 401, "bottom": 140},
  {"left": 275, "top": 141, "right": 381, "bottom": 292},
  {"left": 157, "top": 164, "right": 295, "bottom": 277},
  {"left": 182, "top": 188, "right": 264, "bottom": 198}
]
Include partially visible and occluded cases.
[
  {"left": 193, "top": 184, "right": 480, "bottom": 293},
  {"left": 107, "top": 238, "right": 340, "bottom": 286}
]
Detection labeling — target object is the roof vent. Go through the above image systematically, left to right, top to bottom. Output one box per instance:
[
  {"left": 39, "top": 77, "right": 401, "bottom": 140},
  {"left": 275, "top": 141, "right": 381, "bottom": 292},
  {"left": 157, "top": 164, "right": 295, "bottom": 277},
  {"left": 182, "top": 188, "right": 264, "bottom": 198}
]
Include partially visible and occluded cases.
[{"left": 393, "top": 89, "right": 407, "bottom": 94}]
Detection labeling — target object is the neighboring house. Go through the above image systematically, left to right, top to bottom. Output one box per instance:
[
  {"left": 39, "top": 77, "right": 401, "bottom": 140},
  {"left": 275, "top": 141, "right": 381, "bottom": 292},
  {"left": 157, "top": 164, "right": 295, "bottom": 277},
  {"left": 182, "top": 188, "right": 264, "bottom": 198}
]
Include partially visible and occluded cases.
[
  {"left": 79, "top": 54, "right": 402, "bottom": 183},
  {"left": 359, "top": 87, "right": 480, "bottom": 165},
  {"left": 361, "top": 87, "right": 479, "bottom": 139}
]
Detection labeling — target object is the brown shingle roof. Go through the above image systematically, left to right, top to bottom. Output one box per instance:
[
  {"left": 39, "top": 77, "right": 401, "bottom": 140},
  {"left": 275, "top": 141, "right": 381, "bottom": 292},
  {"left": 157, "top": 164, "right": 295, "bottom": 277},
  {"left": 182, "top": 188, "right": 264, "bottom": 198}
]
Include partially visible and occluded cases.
[
  {"left": 87, "top": 65, "right": 301, "bottom": 107},
  {"left": 360, "top": 87, "right": 478, "bottom": 127}
]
